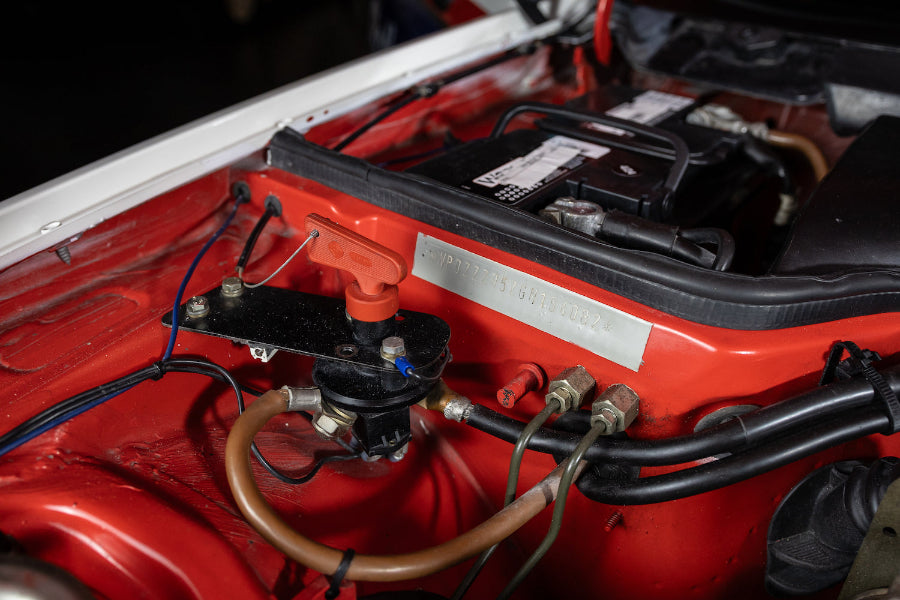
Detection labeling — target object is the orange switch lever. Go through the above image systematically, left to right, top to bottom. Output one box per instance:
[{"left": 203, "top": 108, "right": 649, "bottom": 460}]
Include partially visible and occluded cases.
[{"left": 304, "top": 214, "right": 408, "bottom": 322}]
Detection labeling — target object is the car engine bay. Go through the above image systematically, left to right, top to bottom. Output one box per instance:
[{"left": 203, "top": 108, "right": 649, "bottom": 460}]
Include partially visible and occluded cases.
[{"left": 2, "top": 1, "right": 900, "bottom": 599}]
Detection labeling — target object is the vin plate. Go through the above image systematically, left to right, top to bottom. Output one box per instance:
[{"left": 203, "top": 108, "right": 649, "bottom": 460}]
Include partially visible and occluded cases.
[{"left": 412, "top": 234, "right": 652, "bottom": 371}]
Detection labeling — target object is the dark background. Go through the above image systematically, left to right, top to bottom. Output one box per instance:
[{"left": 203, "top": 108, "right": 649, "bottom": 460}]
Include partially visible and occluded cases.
[{"left": 0, "top": 0, "right": 446, "bottom": 200}]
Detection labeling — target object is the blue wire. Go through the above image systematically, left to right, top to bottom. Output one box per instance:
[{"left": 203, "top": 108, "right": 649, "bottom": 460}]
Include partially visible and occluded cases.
[
  {"left": 0, "top": 197, "right": 245, "bottom": 457},
  {"left": 163, "top": 199, "right": 242, "bottom": 360},
  {"left": 0, "top": 387, "right": 134, "bottom": 456}
]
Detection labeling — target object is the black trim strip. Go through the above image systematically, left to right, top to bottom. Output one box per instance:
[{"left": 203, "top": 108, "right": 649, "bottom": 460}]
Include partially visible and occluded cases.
[{"left": 267, "top": 129, "right": 900, "bottom": 331}]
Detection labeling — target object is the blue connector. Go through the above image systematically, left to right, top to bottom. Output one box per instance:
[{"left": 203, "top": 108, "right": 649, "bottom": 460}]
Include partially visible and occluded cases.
[{"left": 394, "top": 356, "right": 414, "bottom": 378}]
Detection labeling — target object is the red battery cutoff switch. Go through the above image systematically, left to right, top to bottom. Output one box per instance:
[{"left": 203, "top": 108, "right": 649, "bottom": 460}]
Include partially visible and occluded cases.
[{"left": 304, "top": 213, "right": 408, "bottom": 322}]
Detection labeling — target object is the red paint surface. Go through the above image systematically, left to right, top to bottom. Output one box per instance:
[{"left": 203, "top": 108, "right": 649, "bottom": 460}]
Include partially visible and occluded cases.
[{"left": 0, "top": 52, "right": 897, "bottom": 600}]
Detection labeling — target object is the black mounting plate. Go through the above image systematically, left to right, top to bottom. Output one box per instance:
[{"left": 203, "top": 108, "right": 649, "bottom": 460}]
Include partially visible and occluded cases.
[{"left": 161, "top": 285, "right": 450, "bottom": 371}]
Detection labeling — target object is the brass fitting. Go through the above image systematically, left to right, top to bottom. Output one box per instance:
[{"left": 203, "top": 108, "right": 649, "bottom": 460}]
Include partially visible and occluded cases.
[
  {"left": 546, "top": 365, "right": 596, "bottom": 413},
  {"left": 590, "top": 384, "right": 639, "bottom": 435}
]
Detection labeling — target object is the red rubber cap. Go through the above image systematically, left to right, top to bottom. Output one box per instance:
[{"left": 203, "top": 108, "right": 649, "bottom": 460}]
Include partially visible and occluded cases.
[
  {"left": 305, "top": 214, "right": 408, "bottom": 321},
  {"left": 497, "top": 363, "right": 546, "bottom": 408}
]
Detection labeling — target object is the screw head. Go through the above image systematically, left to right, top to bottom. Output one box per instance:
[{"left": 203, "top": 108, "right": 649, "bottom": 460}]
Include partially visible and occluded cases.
[
  {"left": 221, "top": 276, "right": 243, "bottom": 297},
  {"left": 186, "top": 296, "right": 210, "bottom": 318}
]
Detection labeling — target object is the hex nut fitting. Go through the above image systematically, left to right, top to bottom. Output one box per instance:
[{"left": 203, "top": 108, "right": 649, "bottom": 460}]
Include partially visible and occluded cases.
[
  {"left": 221, "top": 276, "right": 244, "bottom": 298},
  {"left": 380, "top": 336, "right": 406, "bottom": 361},
  {"left": 546, "top": 365, "right": 596, "bottom": 413},
  {"left": 590, "top": 384, "right": 639, "bottom": 435},
  {"left": 312, "top": 402, "right": 356, "bottom": 440}
]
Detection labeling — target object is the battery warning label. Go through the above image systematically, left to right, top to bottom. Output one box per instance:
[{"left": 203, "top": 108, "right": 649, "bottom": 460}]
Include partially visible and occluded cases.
[
  {"left": 472, "top": 135, "right": 609, "bottom": 189},
  {"left": 411, "top": 234, "right": 652, "bottom": 371}
]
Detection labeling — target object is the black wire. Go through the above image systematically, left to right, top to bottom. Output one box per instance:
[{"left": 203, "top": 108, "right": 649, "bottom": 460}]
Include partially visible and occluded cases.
[
  {"left": 515, "top": 0, "right": 548, "bottom": 24},
  {"left": 332, "top": 46, "right": 537, "bottom": 154},
  {"left": 438, "top": 46, "right": 536, "bottom": 87},
  {"left": 333, "top": 94, "right": 420, "bottom": 152},
  {"left": 742, "top": 137, "right": 793, "bottom": 195},
  {"left": 376, "top": 146, "right": 450, "bottom": 168},
  {"left": 236, "top": 195, "right": 283, "bottom": 274},
  {"left": 237, "top": 210, "right": 274, "bottom": 272},
  {"left": 680, "top": 227, "right": 736, "bottom": 271},
  {"left": 407, "top": 349, "right": 452, "bottom": 383},
  {"left": 1, "top": 357, "right": 359, "bottom": 484},
  {"left": 163, "top": 358, "right": 361, "bottom": 483},
  {"left": 0, "top": 364, "right": 164, "bottom": 449},
  {"left": 161, "top": 365, "right": 267, "bottom": 400},
  {"left": 465, "top": 368, "right": 900, "bottom": 467},
  {"left": 577, "top": 409, "right": 889, "bottom": 505}
]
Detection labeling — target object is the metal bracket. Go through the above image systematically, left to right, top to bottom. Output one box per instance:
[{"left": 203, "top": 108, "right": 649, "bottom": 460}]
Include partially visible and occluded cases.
[
  {"left": 162, "top": 284, "right": 450, "bottom": 371},
  {"left": 249, "top": 345, "right": 278, "bottom": 363}
]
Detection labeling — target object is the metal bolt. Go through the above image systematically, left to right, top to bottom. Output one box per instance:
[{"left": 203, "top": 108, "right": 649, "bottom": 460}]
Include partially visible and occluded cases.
[
  {"left": 55, "top": 246, "right": 72, "bottom": 265},
  {"left": 221, "top": 276, "right": 243, "bottom": 297},
  {"left": 186, "top": 296, "right": 210, "bottom": 318},
  {"left": 380, "top": 336, "right": 406, "bottom": 360},
  {"left": 497, "top": 363, "right": 546, "bottom": 408},
  {"left": 312, "top": 403, "right": 356, "bottom": 440},
  {"left": 313, "top": 414, "right": 342, "bottom": 437},
  {"left": 604, "top": 511, "right": 623, "bottom": 532}
]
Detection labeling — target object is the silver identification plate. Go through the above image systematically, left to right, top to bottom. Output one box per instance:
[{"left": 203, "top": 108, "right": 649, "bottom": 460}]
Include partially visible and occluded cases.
[{"left": 411, "top": 234, "right": 652, "bottom": 371}]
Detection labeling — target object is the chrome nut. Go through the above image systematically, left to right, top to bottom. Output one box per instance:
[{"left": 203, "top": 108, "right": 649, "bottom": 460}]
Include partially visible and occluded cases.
[
  {"left": 546, "top": 365, "right": 596, "bottom": 413},
  {"left": 590, "top": 384, "right": 639, "bottom": 434},
  {"left": 312, "top": 403, "right": 356, "bottom": 440}
]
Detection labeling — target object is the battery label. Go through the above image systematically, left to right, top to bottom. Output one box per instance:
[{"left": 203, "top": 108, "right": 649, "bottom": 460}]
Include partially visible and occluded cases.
[
  {"left": 584, "top": 90, "right": 694, "bottom": 138},
  {"left": 604, "top": 90, "right": 694, "bottom": 125},
  {"left": 472, "top": 135, "right": 609, "bottom": 189},
  {"left": 412, "top": 234, "right": 652, "bottom": 371}
]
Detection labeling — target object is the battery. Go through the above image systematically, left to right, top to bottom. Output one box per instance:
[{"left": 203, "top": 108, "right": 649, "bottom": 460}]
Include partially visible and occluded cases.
[
  {"left": 407, "top": 86, "right": 751, "bottom": 224},
  {"left": 407, "top": 128, "right": 670, "bottom": 215}
]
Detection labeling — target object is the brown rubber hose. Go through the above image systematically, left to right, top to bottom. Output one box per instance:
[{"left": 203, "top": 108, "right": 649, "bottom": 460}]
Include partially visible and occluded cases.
[
  {"left": 766, "top": 129, "right": 829, "bottom": 181},
  {"left": 226, "top": 389, "right": 574, "bottom": 582}
]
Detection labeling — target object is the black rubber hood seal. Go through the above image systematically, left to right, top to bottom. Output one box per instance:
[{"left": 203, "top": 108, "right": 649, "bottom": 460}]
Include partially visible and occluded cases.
[{"left": 267, "top": 129, "right": 900, "bottom": 331}]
